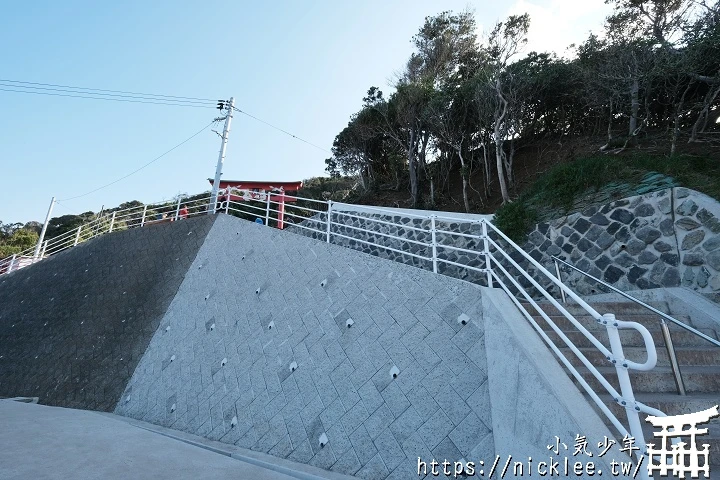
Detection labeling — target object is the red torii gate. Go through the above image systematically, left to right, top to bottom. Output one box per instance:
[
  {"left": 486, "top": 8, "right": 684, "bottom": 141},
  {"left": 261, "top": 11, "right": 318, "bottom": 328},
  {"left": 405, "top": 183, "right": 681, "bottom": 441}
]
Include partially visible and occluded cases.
[{"left": 208, "top": 179, "right": 303, "bottom": 229}]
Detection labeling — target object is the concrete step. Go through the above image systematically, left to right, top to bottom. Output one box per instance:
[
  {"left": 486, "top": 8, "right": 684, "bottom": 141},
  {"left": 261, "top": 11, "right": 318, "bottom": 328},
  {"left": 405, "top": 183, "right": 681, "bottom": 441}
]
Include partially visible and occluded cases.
[
  {"left": 527, "top": 301, "right": 671, "bottom": 317},
  {"left": 532, "top": 314, "right": 695, "bottom": 332},
  {"left": 545, "top": 327, "right": 719, "bottom": 349},
  {"left": 560, "top": 346, "right": 720, "bottom": 367},
  {"left": 575, "top": 366, "right": 720, "bottom": 394}
]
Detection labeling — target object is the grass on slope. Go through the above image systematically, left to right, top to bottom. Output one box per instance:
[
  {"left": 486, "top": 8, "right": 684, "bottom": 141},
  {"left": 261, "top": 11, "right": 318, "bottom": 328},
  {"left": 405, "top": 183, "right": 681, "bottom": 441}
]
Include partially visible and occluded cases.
[{"left": 494, "top": 153, "right": 720, "bottom": 242}]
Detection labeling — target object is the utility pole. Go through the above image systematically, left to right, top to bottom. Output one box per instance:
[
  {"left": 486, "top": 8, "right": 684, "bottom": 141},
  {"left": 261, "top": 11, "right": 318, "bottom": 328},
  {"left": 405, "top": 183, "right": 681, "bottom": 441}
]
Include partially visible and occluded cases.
[
  {"left": 209, "top": 97, "right": 234, "bottom": 213},
  {"left": 34, "top": 196, "right": 56, "bottom": 260}
]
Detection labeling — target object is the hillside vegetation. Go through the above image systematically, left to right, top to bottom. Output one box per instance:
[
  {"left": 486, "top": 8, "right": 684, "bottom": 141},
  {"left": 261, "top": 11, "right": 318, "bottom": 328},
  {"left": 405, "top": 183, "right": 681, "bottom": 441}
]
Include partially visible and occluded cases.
[{"left": 325, "top": 1, "right": 719, "bottom": 220}]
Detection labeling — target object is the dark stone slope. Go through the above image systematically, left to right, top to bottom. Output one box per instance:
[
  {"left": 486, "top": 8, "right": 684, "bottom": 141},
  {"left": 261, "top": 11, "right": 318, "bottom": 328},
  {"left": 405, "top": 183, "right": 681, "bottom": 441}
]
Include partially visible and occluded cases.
[{"left": 0, "top": 215, "right": 217, "bottom": 411}]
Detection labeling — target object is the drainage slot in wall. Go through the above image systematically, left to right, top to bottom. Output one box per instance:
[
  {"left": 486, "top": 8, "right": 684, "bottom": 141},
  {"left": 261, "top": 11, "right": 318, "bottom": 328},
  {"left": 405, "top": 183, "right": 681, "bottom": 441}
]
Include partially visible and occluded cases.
[
  {"left": 457, "top": 313, "right": 470, "bottom": 326},
  {"left": 346, "top": 318, "right": 354, "bottom": 328},
  {"left": 268, "top": 320, "right": 275, "bottom": 330},
  {"left": 221, "top": 358, "right": 228, "bottom": 367},
  {"left": 289, "top": 361, "right": 298, "bottom": 372},
  {"left": 389, "top": 365, "right": 400, "bottom": 379},
  {"left": 319, "top": 433, "right": 328, "bottom": 448}
]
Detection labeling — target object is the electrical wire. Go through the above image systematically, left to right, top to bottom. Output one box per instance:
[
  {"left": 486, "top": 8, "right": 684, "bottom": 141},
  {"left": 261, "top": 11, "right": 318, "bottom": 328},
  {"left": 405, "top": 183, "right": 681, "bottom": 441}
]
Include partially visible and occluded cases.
[
  {"left": 0, "top": 78, "right": 216, "bottom": 102},
  {"left": 0, "top": 82, "right": 213, "bottom": 105},
  {"left": 0, "top": 87, "right": 216, "bottom": 108},
  {"left": 232, "top": 106, "right": 331, "bottom": 153},
  {"left": 59, "top": 120, "right": 219, "bottom": 201}
]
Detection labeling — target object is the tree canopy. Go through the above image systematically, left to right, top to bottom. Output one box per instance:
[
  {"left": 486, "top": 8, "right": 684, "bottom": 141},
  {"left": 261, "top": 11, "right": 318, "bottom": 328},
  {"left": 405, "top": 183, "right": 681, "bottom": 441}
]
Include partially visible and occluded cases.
[{"left": 326, "top": 2, "right": 720, "bottom": 211}]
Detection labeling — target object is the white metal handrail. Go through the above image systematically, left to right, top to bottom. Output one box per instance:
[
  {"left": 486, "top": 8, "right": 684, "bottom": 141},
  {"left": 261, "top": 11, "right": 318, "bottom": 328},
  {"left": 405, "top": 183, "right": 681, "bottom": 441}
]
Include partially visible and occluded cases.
[{"left": 0, "top": 192, "right": 213, "bottom": 273}]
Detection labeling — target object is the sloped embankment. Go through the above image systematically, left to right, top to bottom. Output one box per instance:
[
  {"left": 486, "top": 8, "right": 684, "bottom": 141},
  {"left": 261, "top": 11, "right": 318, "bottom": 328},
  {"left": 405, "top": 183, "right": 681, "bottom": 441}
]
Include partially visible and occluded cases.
[
  {"left": 116, "top": 214, "right": 493, "bottom": 479},
  {"left": 0, "top": 215, "right": 217, "bottom": 411}
]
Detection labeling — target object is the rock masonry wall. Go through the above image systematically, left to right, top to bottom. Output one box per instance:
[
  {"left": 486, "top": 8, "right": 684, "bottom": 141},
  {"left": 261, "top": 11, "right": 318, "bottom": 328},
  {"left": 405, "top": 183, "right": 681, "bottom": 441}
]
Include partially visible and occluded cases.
[{"left": 522, "top": 187, "right": 720, "bottom": 295}]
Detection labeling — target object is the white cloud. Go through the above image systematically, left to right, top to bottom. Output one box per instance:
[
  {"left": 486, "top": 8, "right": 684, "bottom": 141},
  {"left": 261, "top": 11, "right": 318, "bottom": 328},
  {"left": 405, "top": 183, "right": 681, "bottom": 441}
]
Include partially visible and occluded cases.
[{"left": 504, "top": 0, "right": 613, "bottom": 57}]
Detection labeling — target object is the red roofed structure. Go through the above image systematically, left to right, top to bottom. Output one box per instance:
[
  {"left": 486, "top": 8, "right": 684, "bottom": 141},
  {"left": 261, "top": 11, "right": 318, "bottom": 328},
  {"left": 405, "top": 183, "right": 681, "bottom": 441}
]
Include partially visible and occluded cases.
[{"left": 208, "top": 179, "right": 303, "bottom": 229}]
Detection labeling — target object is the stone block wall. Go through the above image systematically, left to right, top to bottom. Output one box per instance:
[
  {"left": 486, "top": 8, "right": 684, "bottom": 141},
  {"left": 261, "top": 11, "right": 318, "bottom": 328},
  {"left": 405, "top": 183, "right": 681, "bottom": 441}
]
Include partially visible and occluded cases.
[
  {"left": 522, "top": 187, "right": 720, "bottom": 295},
  {"left": 288, "top": 212, "right": 490, "bottom": 287}
]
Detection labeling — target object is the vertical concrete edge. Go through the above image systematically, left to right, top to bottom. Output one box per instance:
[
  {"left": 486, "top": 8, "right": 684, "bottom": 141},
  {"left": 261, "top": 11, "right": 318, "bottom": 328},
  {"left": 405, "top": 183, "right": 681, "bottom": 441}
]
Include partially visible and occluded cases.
[{"left": 481, "top": 287, "right": 615, "bottom": 475}]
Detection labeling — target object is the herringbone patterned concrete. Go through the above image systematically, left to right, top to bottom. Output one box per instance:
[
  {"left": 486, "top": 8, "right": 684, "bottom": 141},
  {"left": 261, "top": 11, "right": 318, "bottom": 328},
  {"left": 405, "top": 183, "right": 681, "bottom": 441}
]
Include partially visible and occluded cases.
[
  {"left": 116, "top": 214, "right": 494, "bottom": 479},
  {"left": 0, "top": 215, "right": 217, "bottom": 411}
]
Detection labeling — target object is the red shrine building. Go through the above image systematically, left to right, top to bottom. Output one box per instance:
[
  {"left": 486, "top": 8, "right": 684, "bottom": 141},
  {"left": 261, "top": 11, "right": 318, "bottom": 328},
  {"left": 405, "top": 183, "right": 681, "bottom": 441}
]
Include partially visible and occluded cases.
[{"left": 208, "top": 179, "right": 303, "bottom": 229}]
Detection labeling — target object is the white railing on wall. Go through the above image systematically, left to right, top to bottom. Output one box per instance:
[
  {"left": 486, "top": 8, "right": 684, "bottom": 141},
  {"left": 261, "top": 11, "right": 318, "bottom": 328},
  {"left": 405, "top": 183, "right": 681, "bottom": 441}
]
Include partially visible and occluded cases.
[
  {"left": 0, "top": 187, "right": 663, "bottom": 476},
  {"left": 0, "top": 192, "right": 213, "bottom": 275}
]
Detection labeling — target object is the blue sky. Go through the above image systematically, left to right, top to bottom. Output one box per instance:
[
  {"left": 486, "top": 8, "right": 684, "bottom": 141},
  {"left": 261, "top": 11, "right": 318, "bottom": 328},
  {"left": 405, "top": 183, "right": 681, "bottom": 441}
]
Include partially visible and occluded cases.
[{"left": 0, "top": 0, "right": 611, "bottom": 225}]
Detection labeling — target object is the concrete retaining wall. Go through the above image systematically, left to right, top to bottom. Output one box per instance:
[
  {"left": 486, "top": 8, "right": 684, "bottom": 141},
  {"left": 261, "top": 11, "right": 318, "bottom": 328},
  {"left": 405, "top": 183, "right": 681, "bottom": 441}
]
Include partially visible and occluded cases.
[
  {"left": 116, "top": 214, "right": 494, "bottom": 479},
  {"left": 0, "top": 215, "right": 217, "bottom": 411}
]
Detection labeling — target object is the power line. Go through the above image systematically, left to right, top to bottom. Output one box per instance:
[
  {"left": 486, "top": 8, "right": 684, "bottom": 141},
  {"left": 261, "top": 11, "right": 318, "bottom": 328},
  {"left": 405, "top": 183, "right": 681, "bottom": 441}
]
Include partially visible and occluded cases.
[
  {"left": 0, "top": 78, "right": 216, "bottom": 102},
  {"left": 0, "top": 82, "right": 213, "bottom": 105},
  {"left": 0, "top": 87, "right": 216, "bottom": 108},
  {"left": 232, "top": 106, "right": 331, "bottom": 154},
  {"left": 59, "top": 120, "right": 219, "bottom": 201}
]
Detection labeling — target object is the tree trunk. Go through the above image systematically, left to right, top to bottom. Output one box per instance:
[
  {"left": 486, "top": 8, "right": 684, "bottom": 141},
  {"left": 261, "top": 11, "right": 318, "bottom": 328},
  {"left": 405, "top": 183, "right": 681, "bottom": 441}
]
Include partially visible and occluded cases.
[
  {"left": 629, "top": 76, "right": 640, "bottom": 136},
  {"left": 690, "top": 82, "right": 720, "bottom": 141},
  {"left": 671, "top": 83, "right": 692, "bottom": 155},
  {"left": 494, "top": 88, "right": 510, "bottom": 203},
  {"left": 607, "top": 98, "right": 614, "bottom": 142},
  {"left": 408, "top": 127, "right": 419, "bottom": 207},
  {"left": 504, "top": 137, "right": 515, "bottom": 189},
  {"left": 480, "top": 141, "right": 490, "bottom": 199},
  {"left": 457, "top": 149, "right": 470, "bottom": 213}
]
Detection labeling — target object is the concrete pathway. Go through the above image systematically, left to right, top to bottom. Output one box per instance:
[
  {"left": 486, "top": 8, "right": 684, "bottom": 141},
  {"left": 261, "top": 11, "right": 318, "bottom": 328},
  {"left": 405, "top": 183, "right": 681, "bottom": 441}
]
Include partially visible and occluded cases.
[{"left": 0, "top": 399, "right": 354, "bottom": 480}]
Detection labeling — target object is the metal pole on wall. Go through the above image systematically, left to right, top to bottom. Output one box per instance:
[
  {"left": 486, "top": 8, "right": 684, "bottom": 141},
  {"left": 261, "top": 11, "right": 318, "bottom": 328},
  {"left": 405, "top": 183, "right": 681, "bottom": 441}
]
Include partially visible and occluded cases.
[
  {"left": 210, "top": 97, "right": 235, "bottom": 214},
  {"left": 265, "top": 194, "right": 271, "bottom": 226},
  {"left": 34, "top": 196, "right": 56, "bottom": 259},
  {"left": 174, "top": 197, "right": 182, "bottom": 221},
  {"left": 326, "top": 201, "right": 333, "bottom": 243},
  {"left": 109, "top": 212, "right": 116, "bottom": 232},
  {"left": 430, "top": 215, "right": 438, "bottom": 274},
  {"left": 481, "top": 220, "right": 493, "bottom": 288}
]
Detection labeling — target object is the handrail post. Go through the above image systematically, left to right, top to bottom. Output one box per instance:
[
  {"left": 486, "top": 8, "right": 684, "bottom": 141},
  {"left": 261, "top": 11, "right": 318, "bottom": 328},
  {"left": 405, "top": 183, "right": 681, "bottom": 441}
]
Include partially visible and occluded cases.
[
  {"left": 224, "top": 189, "right": 230, "bottom": 215},
  {"left": 265, "top": 193, "right": 271, "bottom": 226},
  {"left": 174, "top": 197, "right": 182, "bottom": 221},
  {"left": 326, "top": 201, "right": 333, "bottom": 243},
  {"left": 140, "top": 205, "right": 148, "bottom": 227},
  {"left": 109, "top": 212, "right": 116, "bottom": 233},
  {"left": 430, "top": 215, "right": 438, "bottom": 274},
  {"left": 481, "top": 220, "right": 492, "bottom": 288},
  {"left": 73, "top": 225, "right": 82, "bottom": 246},
  {"left": 40, "top": 240, "right": 48, "bottom": 258},
  {"left": 8, "top": 254, "right": 17, "bottom": 273},
  {"left": 554, "top": 259, "right": 567, "bottom": 304},
  {"left": 604, "top": 313, "right": 649, "bottom": 472},
  {"left": 660, "top": 319, "right": 686, "bottom": 395}
]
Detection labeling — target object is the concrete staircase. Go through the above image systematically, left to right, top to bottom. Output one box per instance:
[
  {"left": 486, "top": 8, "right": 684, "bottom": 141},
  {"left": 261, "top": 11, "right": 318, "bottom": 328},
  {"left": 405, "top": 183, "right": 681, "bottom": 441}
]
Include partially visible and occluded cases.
[{"left": 526, "top": 300, "right": 720, "bottom": 471}]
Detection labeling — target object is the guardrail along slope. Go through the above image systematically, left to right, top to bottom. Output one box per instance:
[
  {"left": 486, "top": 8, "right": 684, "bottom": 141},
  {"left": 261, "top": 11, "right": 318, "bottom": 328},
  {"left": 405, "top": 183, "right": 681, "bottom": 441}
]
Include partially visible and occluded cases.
[{"left": 0, "top": 215, "right": 217, "bottom": 411}]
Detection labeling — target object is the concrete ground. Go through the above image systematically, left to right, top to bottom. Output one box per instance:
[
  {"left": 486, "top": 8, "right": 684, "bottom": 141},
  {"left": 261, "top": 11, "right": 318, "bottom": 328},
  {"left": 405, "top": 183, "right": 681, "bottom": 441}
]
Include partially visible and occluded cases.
[{"left": 0, "top": 399, "right": 355, "bottom": 480}]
